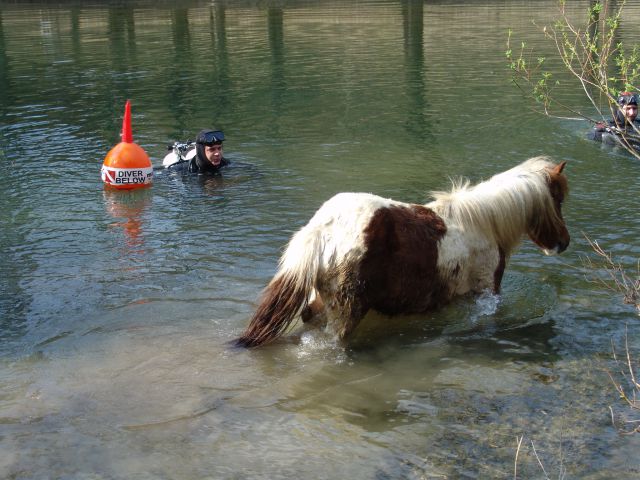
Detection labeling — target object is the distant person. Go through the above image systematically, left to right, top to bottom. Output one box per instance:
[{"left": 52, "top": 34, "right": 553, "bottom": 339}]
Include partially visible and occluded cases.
[
  {"left": 590, "top": 92, "right": 640, "bottom": 148},
  {"left": 163, "top": 129, "right": 229, "bottom": 174}
]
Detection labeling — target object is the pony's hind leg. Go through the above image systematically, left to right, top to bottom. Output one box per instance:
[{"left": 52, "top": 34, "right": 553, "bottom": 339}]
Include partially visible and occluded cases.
[
  {"left": 305, "top": 269, "right": 368, "bottom": 340},
  {"left": 322, "top": 269, "right": 369, "bottom": 340},
  {"left": 300, "top": 288, "right": 366, "bottom": 340},
  {"left": 300, "top": 291, "right": 327, "bottom": 327},
  {"left": 325, "top": 293, "right": 368, "bottom": 341},
  {"left": 325, "top": 304, "right": 367, "bottom": 341}
]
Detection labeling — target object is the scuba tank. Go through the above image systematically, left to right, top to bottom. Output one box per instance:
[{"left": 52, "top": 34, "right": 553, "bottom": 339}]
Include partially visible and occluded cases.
[{"left": 162, "top": 141, "right": 196, "bottom": 168}]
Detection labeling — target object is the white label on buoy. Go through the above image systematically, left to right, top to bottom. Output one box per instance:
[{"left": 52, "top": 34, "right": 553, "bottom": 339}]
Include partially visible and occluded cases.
[{"left": 101, "top": 166, "right": 153, "bottom": 186}]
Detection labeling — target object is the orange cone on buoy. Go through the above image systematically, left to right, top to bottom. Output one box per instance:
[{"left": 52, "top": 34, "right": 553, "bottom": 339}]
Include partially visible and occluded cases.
[{"left": 101, "top": 100, "right": 153, "bottom": 190}]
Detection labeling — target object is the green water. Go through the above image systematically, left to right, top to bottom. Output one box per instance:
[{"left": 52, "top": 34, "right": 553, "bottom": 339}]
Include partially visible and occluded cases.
[{"left": 1, "top": 1, "right": 640, "bottom": 478}]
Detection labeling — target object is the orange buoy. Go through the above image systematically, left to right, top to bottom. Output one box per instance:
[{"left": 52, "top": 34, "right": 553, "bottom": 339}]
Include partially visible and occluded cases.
[{"left": 101, "top": 100, "right": 153, "bottom": 190}]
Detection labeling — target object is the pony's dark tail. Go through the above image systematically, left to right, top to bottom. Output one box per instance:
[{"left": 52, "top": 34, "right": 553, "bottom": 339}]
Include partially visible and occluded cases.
[
  {"left": 234, "top": 225, "right": 321, "bottom": 348},
  {"left": 234, "top": 273, "right": 309, "bottom": 347}
]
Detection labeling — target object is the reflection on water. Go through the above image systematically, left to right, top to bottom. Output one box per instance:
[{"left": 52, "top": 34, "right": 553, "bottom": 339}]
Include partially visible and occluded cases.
[
  {"left": 1, "top": 0, "right": 640, "bottom": 478},
  {"left": 104, "top": 187, "right": 152, "bottom": 252}
]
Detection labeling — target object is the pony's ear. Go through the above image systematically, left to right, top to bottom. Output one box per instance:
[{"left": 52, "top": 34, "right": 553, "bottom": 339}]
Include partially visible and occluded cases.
[{"left": 554, "top": 161, "right": 567, "bottom": 174}]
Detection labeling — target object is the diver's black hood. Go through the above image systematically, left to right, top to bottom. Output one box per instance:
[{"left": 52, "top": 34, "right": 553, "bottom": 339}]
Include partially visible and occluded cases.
[
  {"left": 614, "top": 93, "right": 638, "bottom": 127},
  {"left": 612, "top": 110, "right": 640, "bottom": 128},
  {"left": 193, "top": 129, "right": 227, "bottom": 173},
  {"left": 194, "top": 142, "right": 221, "bottom": 173}
]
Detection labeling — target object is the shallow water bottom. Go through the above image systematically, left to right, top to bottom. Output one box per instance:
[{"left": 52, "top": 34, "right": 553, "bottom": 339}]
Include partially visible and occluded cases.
[{"left": 2, "top": 282, "right": 639, "bottom": 479}]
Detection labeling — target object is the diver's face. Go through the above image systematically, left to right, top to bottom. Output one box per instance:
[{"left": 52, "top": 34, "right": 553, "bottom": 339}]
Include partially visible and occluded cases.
[
  {"left": 622, "top": 104, "right": 638, "bottom": 122},
  {"left": 204, "top": 144, "right": 223, "bottom": 166}
]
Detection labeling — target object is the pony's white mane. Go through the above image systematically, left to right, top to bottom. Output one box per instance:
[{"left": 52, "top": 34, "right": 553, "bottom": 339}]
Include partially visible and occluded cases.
[{"left": 427, "top": 156, "right": 559, "bottom": 252}]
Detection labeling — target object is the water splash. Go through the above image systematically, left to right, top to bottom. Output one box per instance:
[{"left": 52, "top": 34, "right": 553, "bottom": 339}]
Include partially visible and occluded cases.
[
  {"left": 469, "top": 290, "right": 501, "bottom": 324},
  {"left": 297, "top": 330, "right": 347, "bottom": 363}
]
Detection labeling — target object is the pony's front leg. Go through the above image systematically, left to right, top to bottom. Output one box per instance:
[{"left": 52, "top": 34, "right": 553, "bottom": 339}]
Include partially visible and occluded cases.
[
  {"left": 477, "top": 246, "right": 506, "bottom": 294},
  {"left": 492, "top": 247, "right": 506, "bottom": 294}
]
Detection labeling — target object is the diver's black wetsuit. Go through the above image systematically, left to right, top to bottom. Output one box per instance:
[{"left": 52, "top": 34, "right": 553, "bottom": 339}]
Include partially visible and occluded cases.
[
  {"left": 590, "top": 93, "right": 640, "bottom": 150},
  {"left": 590, "top": 117, "right": 640, "bottom": 150},
  {"left": 167, "top": 139, "right": 229, "bottom": 174},
  {"left": 167, "top": 155, "right": 229, "bottom": 174}
]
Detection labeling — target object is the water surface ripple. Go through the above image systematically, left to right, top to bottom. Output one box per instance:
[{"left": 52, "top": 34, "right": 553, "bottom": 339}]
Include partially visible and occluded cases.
[{"left": 1, "top": 1, "right": 640, "bottom": 478}]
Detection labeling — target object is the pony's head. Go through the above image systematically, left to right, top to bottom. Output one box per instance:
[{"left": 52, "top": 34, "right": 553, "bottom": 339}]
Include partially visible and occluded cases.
[
  {"left": 427, "top": 156, "right": 570, "bottom": 256},
  {"left": 527, "top": 160, "right": 570, "bottom": 255}
]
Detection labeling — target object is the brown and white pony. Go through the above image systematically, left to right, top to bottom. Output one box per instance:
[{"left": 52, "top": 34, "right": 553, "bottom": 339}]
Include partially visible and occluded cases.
[{"left": 235, "top": 156, "right": 570, "bottom": 347}]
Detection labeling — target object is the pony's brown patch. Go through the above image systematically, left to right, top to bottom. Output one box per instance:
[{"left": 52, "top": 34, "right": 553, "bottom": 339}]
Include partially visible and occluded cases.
[{"left": 358, "top": 204, "right": 448, "bottom": 317}]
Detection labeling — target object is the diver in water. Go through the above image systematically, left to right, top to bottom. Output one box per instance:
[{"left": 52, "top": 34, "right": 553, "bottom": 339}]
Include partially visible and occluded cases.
[
  {"left": 591, "top": 92, "right": 640, "bottom": 149},
  {"left": 164, "top": 129, "right": 229, "bottom": 174}
]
